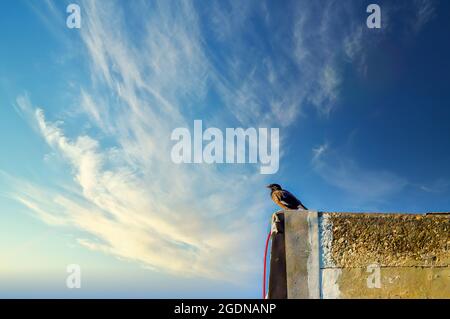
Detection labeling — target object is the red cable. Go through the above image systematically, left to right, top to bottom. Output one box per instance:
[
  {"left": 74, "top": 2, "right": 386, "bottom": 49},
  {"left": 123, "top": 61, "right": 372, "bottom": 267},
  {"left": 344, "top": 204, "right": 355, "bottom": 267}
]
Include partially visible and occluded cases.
[{"left": 262, "top": 231, "right": 272, "bottom": 299}]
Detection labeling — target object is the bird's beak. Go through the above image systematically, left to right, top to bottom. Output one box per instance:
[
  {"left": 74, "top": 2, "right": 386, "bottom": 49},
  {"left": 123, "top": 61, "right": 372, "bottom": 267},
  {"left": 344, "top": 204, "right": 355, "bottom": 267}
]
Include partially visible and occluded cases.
[{"left": 266, "top": 185, "right": 271, "bottom": 189}]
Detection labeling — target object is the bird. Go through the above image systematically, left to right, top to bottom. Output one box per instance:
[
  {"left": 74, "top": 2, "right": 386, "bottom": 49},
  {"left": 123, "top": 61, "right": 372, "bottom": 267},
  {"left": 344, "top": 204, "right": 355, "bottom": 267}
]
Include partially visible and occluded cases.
[{"left": 266, "top": 184, "right": 308, "bottom": 210}]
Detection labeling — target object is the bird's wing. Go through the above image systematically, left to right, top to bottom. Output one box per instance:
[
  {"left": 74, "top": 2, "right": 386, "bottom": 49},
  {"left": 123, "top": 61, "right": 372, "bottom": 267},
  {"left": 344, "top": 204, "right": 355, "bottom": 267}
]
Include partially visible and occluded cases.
[{"left": 278, "top": 190, "right": 303, "bottom": 210}]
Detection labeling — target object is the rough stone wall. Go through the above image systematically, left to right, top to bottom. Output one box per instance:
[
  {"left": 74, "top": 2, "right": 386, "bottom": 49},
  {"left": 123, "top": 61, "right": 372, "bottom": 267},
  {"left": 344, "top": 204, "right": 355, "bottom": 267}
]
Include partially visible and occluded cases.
[
  {"left": 274, "top": 211, "right": 450, "bottom": 299},
  {"left": 319, "top": 212, "right": 449, "bottom": 299},
  {"left": 321, "top": 213, "right": 449, "bottom": 268}
]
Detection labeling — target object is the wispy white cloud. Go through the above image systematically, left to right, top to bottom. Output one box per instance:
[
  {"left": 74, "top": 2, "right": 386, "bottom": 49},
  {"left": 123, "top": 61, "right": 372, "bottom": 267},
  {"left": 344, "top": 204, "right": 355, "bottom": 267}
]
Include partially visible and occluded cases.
[
  {"left": 9, "top": 0, "right": 392, "bottom": 283},
  {"left": 27, "top": 0, "right": 65, "bottom": 40},
  {"left": 201, "top": 0, "right": 359, "bottom": 121},
  {"left": 381, "top": 0, "right": 437, "bottom": 36},
  {"left": 413, "top": 0, "right": 436, "bottom": 33},
  {"left": 10, "top": 1, "right": 271, "bottom": 282},
  {"left": 12, "top": 98, "right": 266, "bottom": 279},
  {"left": 312, "top": 143, "right": 408, "bottom": 203},
  {"left": 312, "top": 143, "right": 329, "bottom": 162},
  {"left": 418, "top": 178, "right": 450, "bottom": 193}
]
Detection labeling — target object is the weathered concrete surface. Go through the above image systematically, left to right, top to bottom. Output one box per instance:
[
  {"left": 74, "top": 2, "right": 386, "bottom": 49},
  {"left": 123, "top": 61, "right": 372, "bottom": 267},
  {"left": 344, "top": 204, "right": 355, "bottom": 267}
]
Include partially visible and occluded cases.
[
  {"left": 268, "top": 211, "right": 450, "bottom": 299},
  {"left": 284, "top": 211, "right": 320, "bottom": 299},
  {"left": 268, "top": 212, "right": 287, "bottom": 299},
  {"left": 319, "top": 212, "right": 450, "bottom": 299},
  {"left": 321, "top": 213, "right": 450, "bottom": 268},
  {"left": 322, "top": 267, "right": 450, "bottom": 299}
]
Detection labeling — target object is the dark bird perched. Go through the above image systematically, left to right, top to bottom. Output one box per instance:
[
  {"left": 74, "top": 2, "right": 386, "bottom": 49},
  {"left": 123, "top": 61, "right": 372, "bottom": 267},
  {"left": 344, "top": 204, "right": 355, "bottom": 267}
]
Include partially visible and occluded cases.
[{"left": 267, "top": 184, "right": 308, "bottom": 210}]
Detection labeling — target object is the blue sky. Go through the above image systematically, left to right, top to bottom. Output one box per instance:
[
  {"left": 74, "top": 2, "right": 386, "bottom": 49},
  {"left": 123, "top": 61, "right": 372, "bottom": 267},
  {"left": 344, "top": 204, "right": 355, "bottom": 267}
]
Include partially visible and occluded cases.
[{"left": 1, "top": 0, "right": 450, "bottom": 298}]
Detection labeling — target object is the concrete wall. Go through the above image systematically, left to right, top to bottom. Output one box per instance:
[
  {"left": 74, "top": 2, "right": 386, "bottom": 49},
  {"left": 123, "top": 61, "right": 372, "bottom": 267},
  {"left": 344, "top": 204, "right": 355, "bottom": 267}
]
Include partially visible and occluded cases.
[{"left": 268, "top": 211, "right": 450, "bottom": 299}]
